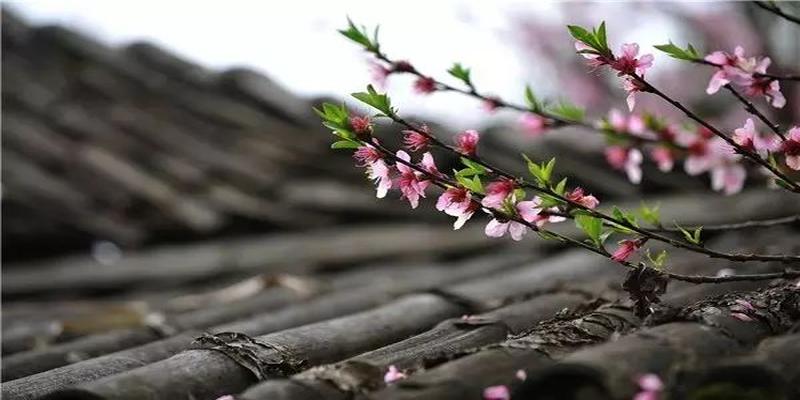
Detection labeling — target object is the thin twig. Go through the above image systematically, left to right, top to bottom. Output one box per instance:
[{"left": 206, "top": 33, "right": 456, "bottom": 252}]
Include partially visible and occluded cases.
[
  {"left": 753, "top": 1, "right": 800, "bottom": 27},
  {"left": 370, "top": 52, "right": 675, "bottom": 148},
  {"left": 696, "top": 58, "right": 800, "bottom": 82},
  {"left": 629, "top": 74, "right": 800, "bottom": 193},
  {"left": 723, "top": 84, "right": 785, "bottom": 140},
  {"left": 652, "top": 215, "right": 800, "bottom": 233}
]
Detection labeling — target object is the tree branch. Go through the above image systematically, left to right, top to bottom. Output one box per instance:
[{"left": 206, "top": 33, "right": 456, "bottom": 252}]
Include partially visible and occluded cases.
[
  {"left": 753, "top": 1, "right": 800, "bottom": 27},
  {"left": 628, "top": 74, "right": 800, "bottom": 193},
  {"left": 362, "top": 131, "right": 800, "bottom": 284}
]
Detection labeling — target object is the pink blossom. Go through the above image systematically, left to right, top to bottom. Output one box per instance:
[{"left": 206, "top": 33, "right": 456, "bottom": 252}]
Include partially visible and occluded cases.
[
  {"left": 575, "top": 41, "right": 607, "bottom": 68},
  {"left": 611, "top": 43, "right": 654, "bottom": 76},
  {"left": 704, "top": 47, "right": 785, "bottom": 108},
  {"left": 370, "top": 62, "right": 391, "bottom": 87},
  {"left": 414, "top": 76, "right": 437, "bottom": 94},
  {"left": 622, "top": 77, "right": 647, "bottom": 112},
  {"left": 744, "top": 78, "right": 785, "bottom": 109},
  {"left": 483, "top": 97, "right": 502, "bottom": 113},
  {"left": 608, "top": 109, "right": 646, "bottom": 135},
  {"left": 519, "top": 113, "right": 550, "bottom": 137},
  {"left": 349, "top": 115, "right": 372, "bottom": 135},
  {"left": 733, "top": 118, "right": 780, "bottom": 156},
  {"left": 402, "top": 126, "right": 431, "bottom": 152},
  {"left": 782, "top": 126, "right": 800, "bottom": 170},
  {"left": 455, "top": 130, "right": 480, "bottom": 156},
  {"left": 684, "top": 137, "right": 745, "bottom": 194},
  {"left": 353, "top": 144, "right": 383, "bottom": 167},
  {"left": 354, "top": 144, "right": 393, "bottom": 199},
  {"left": 605, "top": 147, "right": 643, "bottom": 184},
  {"left": 650, "top": 147, "right": 674, "bottom": 172},
  {"left": 394, "top": 150, "right": 429, "bottom": 208},
  {"left": 419, "top": 152, "right": 443, "bottom": 178},
  {"left": 368, "top": 159, "right": 393, "bottom": 199},
  {"left": 710, "top": 163, "right": 746, "bottom": 195},
  {"left": 481, "top": 178, "right": 516, "bottom": 208},
  {"left": 437, "top": 187, "right": 473, "bottom": 216},
  {"left": 566, "top": 187, "right": 600, "bottom": 209},
  {"left": 485, "top": 199, "right": 542, "bottom": 241},
  {"left": 453, "top": 201, "right": 480, "bottom": 230},
  {"left": 530, "top": 207, "right": 567, "bottom": 228},
  {"left": 485, "top": 218, "right": 528, "bottom": 241},
  {"left": 611, "top": 239, "right": 641, "bottom": 263},
  {"left": 731, "top": 312, "right": 754, "bottom": 322},
  {"left": 384, "top": 365, "right": 407, "bottom": 383},
  {"left": 516, "top": 369, "right": 527, "bottom": 381},
  {"left": 633, "top": 373, "right": 663, "bottom": 400},
  {"left": 638, "top": 374, "right": 664, "bottom": 392},
  {"left": 483, "top": 385, "right": 510, "bottom": 400},
  {"left": 215, "top": 396, "right": 235, "bottom": 400}
]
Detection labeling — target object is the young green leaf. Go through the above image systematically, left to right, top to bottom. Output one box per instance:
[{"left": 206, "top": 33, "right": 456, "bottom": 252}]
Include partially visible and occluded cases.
[
  {"left": 339, "top": 18, "right": 375, "bottom": 50},
  {"left": 653, "top": 41, "right": 700, "bottom": 61},
  {"left": 448, "top": 63, "right": 472, "bottom": 85},
  {"left": 351, "top": 85, "right": 394, "bottom": 116},
  {"left": 524, "top": 85, "right": 543, "bottom": 113},
  {"left": 547, "top": 100, "right": 585, "bottom": 123},
  {"left": 331, "top": 140, "right": 361, "bottom": 149},
  {"left": 553, "top": 178, "right": 568, "bottom": 195},
  {"left": 638, "top": 202, "right": 661, "bottom": 226},
  {"left": 576, "top": 214, "right": 603, "bottom": 247},
  {"left": 675, "top": 223, "right": 703, "bottom": 245},
  {"left": 646, "top": 249, "right": 668, "bottom": 269}
]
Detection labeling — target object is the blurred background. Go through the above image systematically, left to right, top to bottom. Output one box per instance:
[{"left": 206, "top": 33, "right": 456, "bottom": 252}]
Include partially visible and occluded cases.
[
  {"left": 4, "top": 0, "right": 798, "bottom": 262},
  {"left": 3, "top": 1, "right": 800, "bottom": 394}
]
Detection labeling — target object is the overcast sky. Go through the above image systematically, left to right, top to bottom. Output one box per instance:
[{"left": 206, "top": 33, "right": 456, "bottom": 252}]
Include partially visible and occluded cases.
[{"left": 7, "top": 0, "right": 681, "bottom": 128}]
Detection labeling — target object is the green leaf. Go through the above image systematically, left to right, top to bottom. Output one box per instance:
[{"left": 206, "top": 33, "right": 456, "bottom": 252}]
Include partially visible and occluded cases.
[
  {"left": 338, "top": 18, "right": 375, "bottom": 50},
  {"left": 594, "top": 21, "right": 608, "bottom": 52},
  {"left": 567, "top": 24, "right": 596, "bottom": 48},
  {"left": 654, "top": 41, "right": 700, "bottom": 61},
  {"left": 448, "top": 63, "right": 472, "bottom": 85},
  {"left": 351, "top": 85, "right": 394, "bottom": 116},
  {"left": 524, "top": 85, "right": 543, "bottom": 113},
  {"left": 547, "top": 100, "right": 585, "bottom": 123},
  {"left": 315, "top": 102, "right": 349, "bottom": 127},
  {"left": 331, "top": 140, "right": 361, "bottom": 149},
  {"left": 523, "top": 155, "right": 556, "bottom": 186},
  {"left": 460, "top": 157, "right": 486, "bottom": 175},
  {"left": 542, "top": 158, "right": 556, "bottom": 183},
  {"left": 456, "top": 174, "right": 484, "bottom": 194},
  {"left": 553, "top": 178, "right": 568, "bottom": 195},
  {"left": 638, "top": 202, "right": 661, "bottom": 226},
  {"left": 576, "top": 214, "right": 603, "bottom": 247},
  {"left": 675, "top": 223, "right": 703, "bottom": 245},
  {"left": 646, "top": 249, "right": 668, "bottom": 269}
]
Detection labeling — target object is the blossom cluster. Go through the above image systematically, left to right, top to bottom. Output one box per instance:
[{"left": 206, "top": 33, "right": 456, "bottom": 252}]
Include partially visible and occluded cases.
[
  {"left": 705, "top": 46, "right": 785, "bottom": 108},
  {"left": 599, "top": 109, "right": 800, "bottom": 195},
  {"left": 350, "top": 118, "right": 595, "bottom": 240}
]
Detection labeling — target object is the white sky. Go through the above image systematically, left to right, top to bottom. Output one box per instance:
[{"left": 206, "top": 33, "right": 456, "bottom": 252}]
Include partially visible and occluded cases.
[{"left": 5, "top": 0, "right": 683, "bottom": 128}]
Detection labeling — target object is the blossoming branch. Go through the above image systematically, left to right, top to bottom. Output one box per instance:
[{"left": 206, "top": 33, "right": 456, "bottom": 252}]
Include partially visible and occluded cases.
[{"left": 321, "top": 18, "right": 800, "bottom": 307}]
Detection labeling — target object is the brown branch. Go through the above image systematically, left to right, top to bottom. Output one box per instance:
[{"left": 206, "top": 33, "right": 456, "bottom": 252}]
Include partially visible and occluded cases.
[
  {"left": 753, "top": 1, "right": 800, "bottom": 27},
  {"left": 370, "top": 51, "right": 678, "bottom": 149},
  {"left": 696, "top": 58, "right": 800, "bottom": 82},
  {"left": 628, "top": 74, "right": 800, "bottom": 193},
  {"left": 723, "top": 84, "right": 785, "bottom": 140},
  {"left": 381, "top": 111, "right": 800, "bottom": 263},
  {"left": 361, "top": 130, "right": 800, "bottom": 284},
  {"left": 651, "top": 215, "right": 800, "bottom": 233}
]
